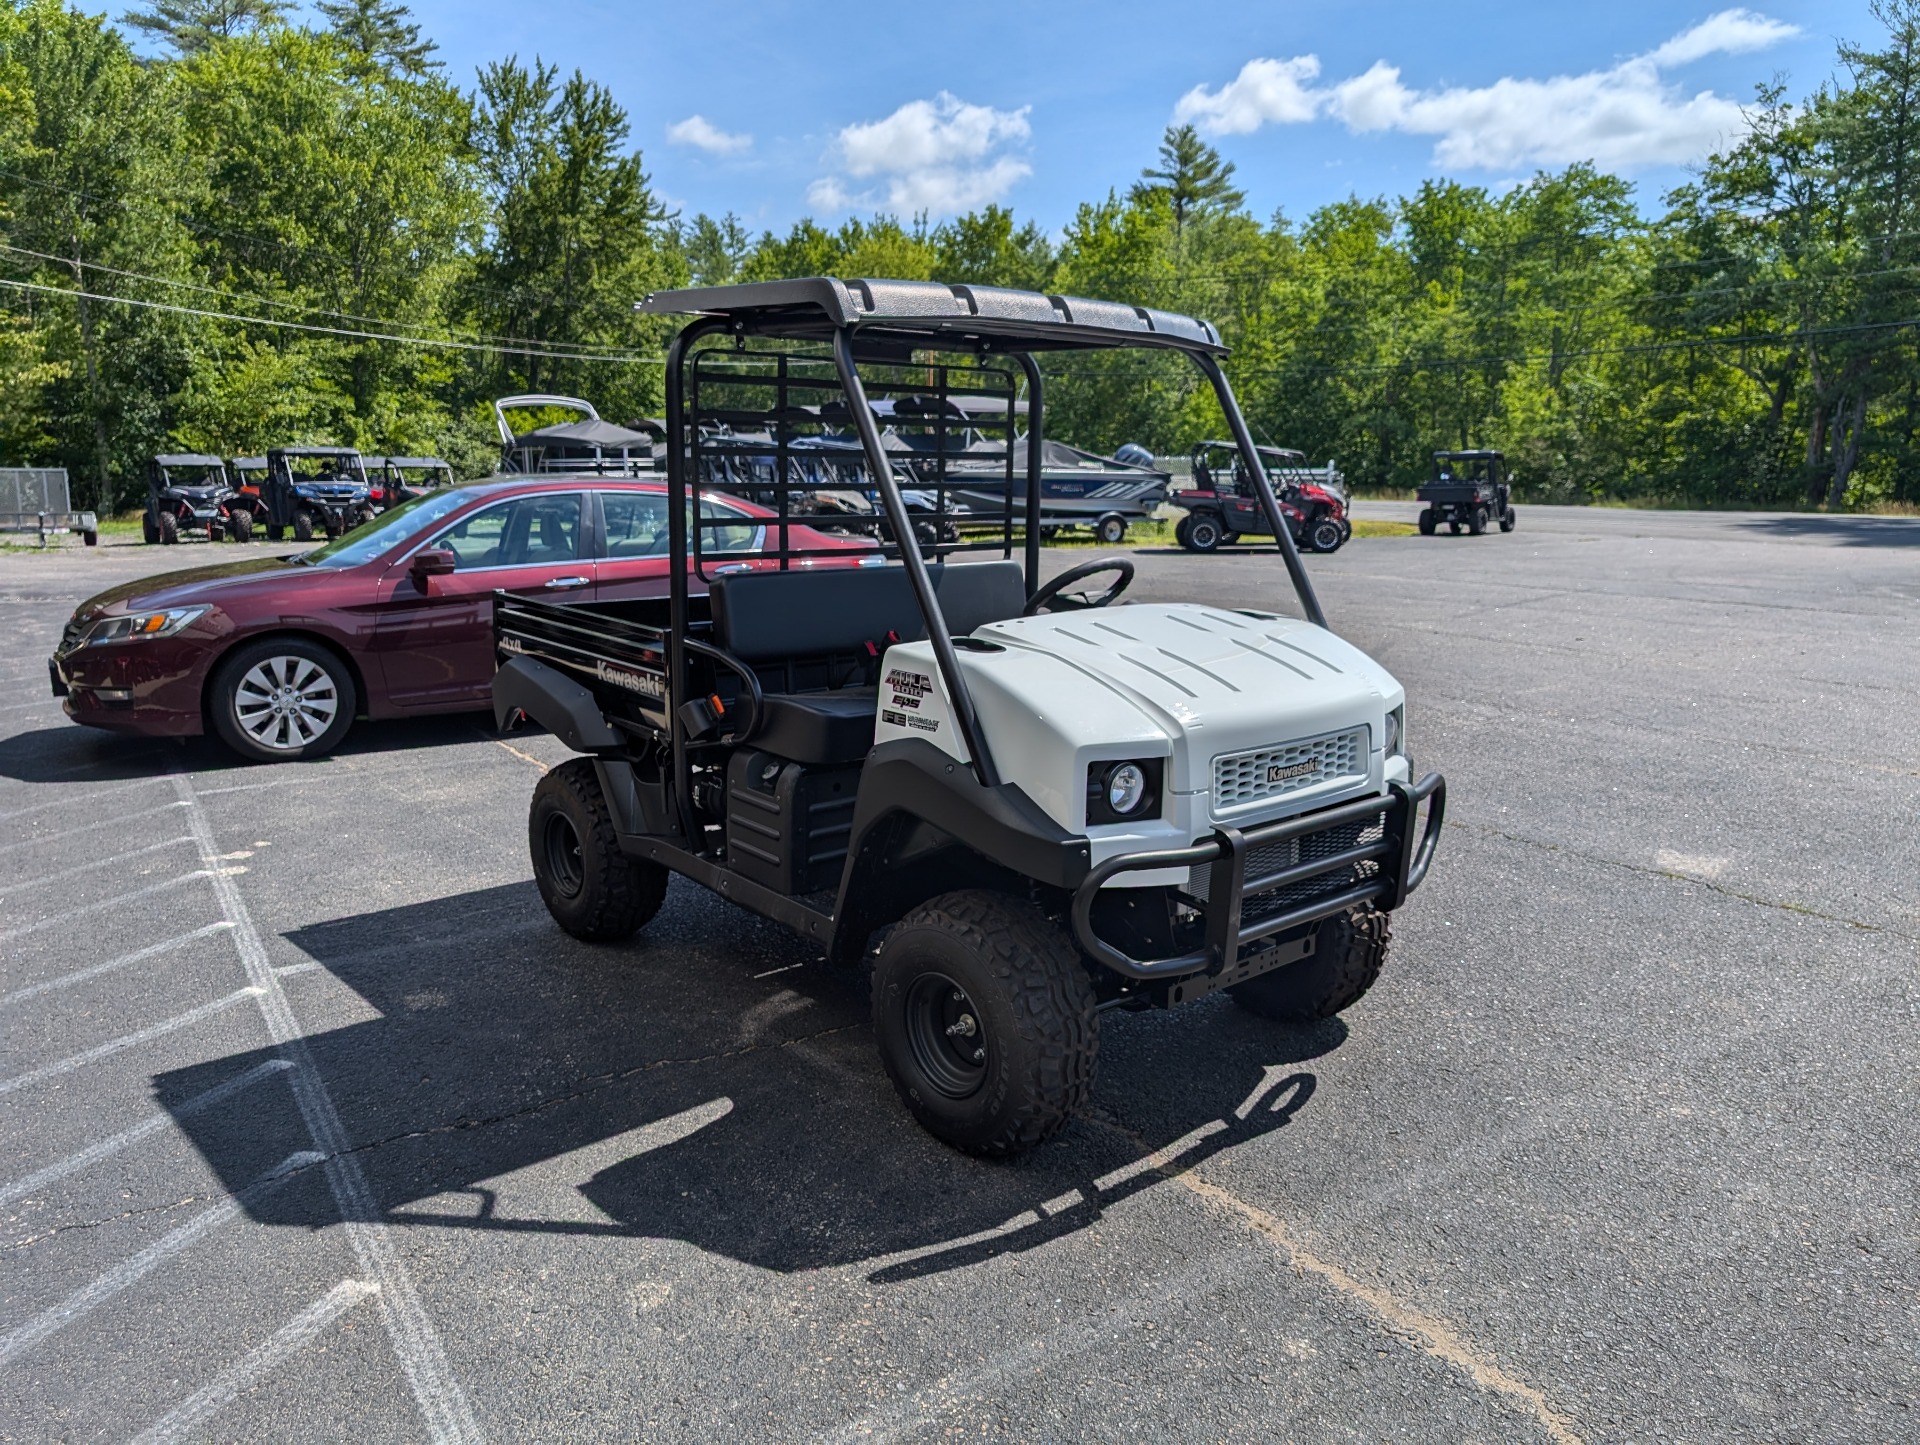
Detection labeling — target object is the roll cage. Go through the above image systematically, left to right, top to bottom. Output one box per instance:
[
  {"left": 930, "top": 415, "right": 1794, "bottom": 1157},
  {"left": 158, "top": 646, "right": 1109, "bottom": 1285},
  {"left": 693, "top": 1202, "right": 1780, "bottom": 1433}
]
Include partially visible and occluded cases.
[{"left": 636, "top": 276, "right": 1329, "bottom": 811}]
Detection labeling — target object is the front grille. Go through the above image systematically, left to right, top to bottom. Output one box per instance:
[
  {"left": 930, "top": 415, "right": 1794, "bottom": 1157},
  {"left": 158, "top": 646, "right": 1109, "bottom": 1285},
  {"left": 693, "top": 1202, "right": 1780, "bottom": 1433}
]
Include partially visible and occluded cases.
[
  {"left": 58, "top": 619, "right": 87, "bottom": 654},
  {"left": 1213, "top": 727, "right": 1367, "bottom": 813},
  {"left": 1184, "top": 814, "right": 1386, "bottom": 923}
]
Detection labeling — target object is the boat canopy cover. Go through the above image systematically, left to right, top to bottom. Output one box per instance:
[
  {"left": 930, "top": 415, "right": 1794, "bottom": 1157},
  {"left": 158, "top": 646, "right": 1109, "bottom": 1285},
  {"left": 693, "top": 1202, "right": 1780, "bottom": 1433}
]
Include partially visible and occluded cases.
[{"left": 514, "top": 418, "right": 660, "bottom": 450}]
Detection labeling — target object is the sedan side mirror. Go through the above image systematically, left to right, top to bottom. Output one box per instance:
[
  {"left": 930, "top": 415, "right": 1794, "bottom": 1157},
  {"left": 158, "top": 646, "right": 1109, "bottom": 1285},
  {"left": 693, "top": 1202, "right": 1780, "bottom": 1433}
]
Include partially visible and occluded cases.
[{"left": 410, "top": 547, "right": 456, "bottom": 590}]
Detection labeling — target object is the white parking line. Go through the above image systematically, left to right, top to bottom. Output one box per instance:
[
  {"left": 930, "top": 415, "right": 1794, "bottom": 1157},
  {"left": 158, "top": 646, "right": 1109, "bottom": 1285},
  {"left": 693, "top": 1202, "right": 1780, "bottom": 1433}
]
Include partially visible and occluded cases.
[
  {"left": 171, "top": 773, "right": 482, "bottom": 1445},
  {"left": 0, "top": 779, "right": 167, "bottom": 824},
  {"left": 0, "top": 799, "right": 189, "bottom": 859},
  {"left": 2, "top": 835, "right": 196, "bottom": 895},
  {"left": 0, "top": 871, "right": 211, "bottom": 944},
  {"left": 1, "top": 922, "right": 234, "bottom": 1008},
  {"left": 0, "top": 987, "right": 263, "bottom": 1097},
  {"left": 0, "top": 1058, "right": 293, "bottom": 1208},
  {"left": 0, "top": 1151, "right": 319, "bottom": 1367},
  {"left": 127, "top": 1278, "right": 381, "bottom": 1445}
]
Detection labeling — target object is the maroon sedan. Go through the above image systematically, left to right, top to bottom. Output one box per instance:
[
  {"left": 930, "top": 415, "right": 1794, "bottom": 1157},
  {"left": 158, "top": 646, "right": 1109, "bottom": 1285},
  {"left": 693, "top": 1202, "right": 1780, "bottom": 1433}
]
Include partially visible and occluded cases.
[{"left": 51, "top": 478, "right": 874, "bottom": 762}]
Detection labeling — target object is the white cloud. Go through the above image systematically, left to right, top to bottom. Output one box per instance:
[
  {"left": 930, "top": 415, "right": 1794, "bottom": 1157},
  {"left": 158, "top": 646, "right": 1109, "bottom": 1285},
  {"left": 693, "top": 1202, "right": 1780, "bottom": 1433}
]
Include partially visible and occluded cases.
[
  {"left": 1178, "top": 8, "right": 1802, "bottom": 173},
  {"left": 1174, "top": 56, "right": 1323, "bottom": 135},
  {"left": 810, "top": 92, "right": 1032, "bottom": 215},
  {"left": 667, "top": 115, "right": 752, "bottom": 156}
]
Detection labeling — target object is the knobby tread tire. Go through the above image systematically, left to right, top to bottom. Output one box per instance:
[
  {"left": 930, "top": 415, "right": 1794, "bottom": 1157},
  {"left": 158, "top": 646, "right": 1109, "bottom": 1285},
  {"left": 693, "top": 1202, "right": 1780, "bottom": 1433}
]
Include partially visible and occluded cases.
[
  {"left": 529, "top": 758, "right": 667, "bottom": 943},
  {"left": 874, "top": 890, "right": 1097, "bottom": 1157},
  {"left": 1229, "top": 905, "right": 1390, "bottom": 1022}
]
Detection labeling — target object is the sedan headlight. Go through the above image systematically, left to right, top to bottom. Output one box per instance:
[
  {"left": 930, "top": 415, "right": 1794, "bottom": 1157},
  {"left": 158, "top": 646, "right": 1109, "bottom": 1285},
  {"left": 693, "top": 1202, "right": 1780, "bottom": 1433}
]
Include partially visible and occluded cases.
[
  {"left": 83, "top": 605, "right": 210, "bottom": 645},
  {"left": 1086, "top": 758, "right": 1163, "bottom": 825}
]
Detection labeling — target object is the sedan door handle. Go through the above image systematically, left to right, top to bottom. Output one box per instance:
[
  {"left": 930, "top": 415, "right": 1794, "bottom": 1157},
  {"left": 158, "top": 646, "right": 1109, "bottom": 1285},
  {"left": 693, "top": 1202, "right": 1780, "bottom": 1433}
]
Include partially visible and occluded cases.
[{"left": 543, "top": 576, "right": 590, "bottom": 590}]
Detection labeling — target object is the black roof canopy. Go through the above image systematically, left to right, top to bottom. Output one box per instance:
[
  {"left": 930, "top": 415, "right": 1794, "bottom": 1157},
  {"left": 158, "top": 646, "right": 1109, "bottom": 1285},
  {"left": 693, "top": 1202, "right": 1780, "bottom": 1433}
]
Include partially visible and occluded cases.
[{"left": 637, "top": 277, "right": 1226, "bottom": 354}]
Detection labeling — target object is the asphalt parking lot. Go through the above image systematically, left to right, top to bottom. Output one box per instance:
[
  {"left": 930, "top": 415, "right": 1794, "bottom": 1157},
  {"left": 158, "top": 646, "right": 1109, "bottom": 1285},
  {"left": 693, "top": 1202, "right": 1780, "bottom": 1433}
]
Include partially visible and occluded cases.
[{"left": 1, "top": 505, "right": 1915, "bottom": 1444}]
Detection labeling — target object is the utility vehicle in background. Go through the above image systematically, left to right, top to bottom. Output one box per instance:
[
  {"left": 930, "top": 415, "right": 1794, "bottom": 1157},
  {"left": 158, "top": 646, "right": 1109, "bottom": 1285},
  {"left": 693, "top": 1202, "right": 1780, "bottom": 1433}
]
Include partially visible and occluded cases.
[
  {"left": 492, "top": 277, "right": 1446, "bottom": 1158},
  {"left": 1172, "top": 440, "right": 1350, "bottom": 554},
  {"left": 263, "top": 446, "right": 375, "bottom": 542},
  {"left": 1419, "top": 450, "right": 1515, "bottom": 535},
  {"left": 143, "top": 455, "right": 244, "bottom": 544},
  {"left": 366, "top": 456, "right": 456, "bottom": 512}
]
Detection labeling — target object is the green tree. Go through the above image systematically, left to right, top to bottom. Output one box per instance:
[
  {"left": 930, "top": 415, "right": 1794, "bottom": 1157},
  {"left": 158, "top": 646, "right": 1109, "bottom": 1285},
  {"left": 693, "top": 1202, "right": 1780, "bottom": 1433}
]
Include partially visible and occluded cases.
[
  {"left": 0, "top": 0, "right": 199, "bottom": 505},
  {"left": 119, "top": 0, "right": 287, "bottom": 55},
  {"left": 316, "top": 0, "right": 435, "bottom": 77},
  {"left": 468, "top": 56, "right": 676, "bottom": 419},
  {"left": 1130, "top": 123, "right": 1245, "bottom": 232},
  {"left": 932, "top": 205, "right": 1055, "bottom": 291},
  {"left": 679, "top": 212, "right": 749, "bottom": 287}
]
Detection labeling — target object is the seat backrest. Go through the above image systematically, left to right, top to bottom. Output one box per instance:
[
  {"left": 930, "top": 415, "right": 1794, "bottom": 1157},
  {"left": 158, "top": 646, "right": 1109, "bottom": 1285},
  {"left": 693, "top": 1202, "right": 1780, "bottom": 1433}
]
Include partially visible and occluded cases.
[{"left": 711, "top": 560, "right": 1025, "bottom": 665}]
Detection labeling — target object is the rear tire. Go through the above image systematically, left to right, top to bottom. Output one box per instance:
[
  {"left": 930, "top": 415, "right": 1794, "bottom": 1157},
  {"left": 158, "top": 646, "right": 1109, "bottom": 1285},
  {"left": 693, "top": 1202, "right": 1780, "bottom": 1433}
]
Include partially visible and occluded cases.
[
  {"left": 1469, "top": 505, "right": 1489, "bottom": 536},
  {"left": 1499, "top": 507, "right": 1516, "bottom": 532},
  {"left": 1417, "top": 509, "right": 1436, "bottom": 535},
  {"left": 157, "top": 511, "right": 178, "bottom": 545},
  {"left": 228, "top": 511, "right": 254, "bottom": 543},
  {"left": 292, "top": 511, "right": 315, "bottom": 542},
  {"left": 1183, "top": 512, "right": 1225, "bottom": 552},
  {"left": 142, "top": 513, "right": 159, "bottom": 545},
  {"left": 1094, "top": 513, "right": 1127, "bottom": 545},
  {"left": 209, "top": 637, "right": 356, "bottom": 763},
  {"left": 529, "top": 758, "right": 668, "bottom": 942},
  {"left": 873, "top": 890, "right": 1097, "bottom": 1157},
  {"left": 1230, "top": 907, "right": 1389, "bottom": 1022}
]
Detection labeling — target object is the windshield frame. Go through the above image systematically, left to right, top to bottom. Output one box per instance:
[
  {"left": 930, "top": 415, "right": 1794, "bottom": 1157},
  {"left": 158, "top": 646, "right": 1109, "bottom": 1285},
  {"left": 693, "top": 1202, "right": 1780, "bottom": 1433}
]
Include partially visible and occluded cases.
[{"left": 291, "top": 487, "right": 478, "bottom": 569}]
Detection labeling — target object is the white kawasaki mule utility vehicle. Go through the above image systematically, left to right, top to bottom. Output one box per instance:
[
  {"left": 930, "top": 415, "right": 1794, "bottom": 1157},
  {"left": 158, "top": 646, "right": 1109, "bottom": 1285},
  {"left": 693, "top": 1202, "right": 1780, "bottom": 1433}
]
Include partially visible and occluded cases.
[{"left": 492, "top": 278, "right": 1446, "bottom": 1157}]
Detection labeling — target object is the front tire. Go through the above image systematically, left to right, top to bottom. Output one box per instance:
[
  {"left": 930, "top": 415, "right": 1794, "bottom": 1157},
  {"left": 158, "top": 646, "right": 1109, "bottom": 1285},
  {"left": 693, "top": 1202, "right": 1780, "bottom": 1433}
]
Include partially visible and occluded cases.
[
  {"left": 1469, "top": 505, "right": 1489, "bottom": 536},
  {"left": 1418, "top": 509, "right": 1436, "bottom": 536},
  {"left": 157, "top": 511, "right": 178, "bottom": 545},
  {"left": 228, "top": 511, "right": 254, "bottom": 543},
  {"left": 292, "top": 511, "right": 315, "bottom": 542},
  {"left": 142, "top": 512, "right": 160, "bottom": 545},
  {"left": 1182, "top": 512, "right": 1225, "bottom": 553},
  {"left": 1307, "top": 516, "right": 1344, "bottom": 553},
  {"left": 209, "top": 637, "right": 356, "bottom": 762},
  {"left": 529, "top": 758, "right": 668, "bottom": 942},
  {"left": 873, "top": 890, "right": 1097, "bottom": 1157},
  {"left": 1229, "top": 906, "right": 1389, "bottom": 1022}
]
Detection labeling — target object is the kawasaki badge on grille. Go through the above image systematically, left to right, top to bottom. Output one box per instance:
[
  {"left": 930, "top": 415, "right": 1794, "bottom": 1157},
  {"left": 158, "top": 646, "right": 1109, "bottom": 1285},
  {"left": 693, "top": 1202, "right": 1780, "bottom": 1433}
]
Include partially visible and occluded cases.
[{"left": 1266, "top": 759, "right": 1319, "bottom": 784}]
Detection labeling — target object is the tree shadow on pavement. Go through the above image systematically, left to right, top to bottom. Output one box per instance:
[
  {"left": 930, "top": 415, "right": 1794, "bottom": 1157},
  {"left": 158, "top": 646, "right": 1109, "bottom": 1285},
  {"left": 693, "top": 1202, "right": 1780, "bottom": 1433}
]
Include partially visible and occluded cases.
[
  {"left": 1735, "top": 514, "right": 1920, "bottom": 547},
  {"left": 152, "top": 882, "right": 1347, "bottom": 1280}
]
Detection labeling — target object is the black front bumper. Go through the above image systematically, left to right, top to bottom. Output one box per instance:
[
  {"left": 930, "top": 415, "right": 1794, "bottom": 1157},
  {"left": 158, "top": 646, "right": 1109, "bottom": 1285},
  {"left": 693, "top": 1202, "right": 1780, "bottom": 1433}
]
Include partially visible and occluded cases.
[{"left": 1069, "top": 773, "right": 1446, "bottom": 986}]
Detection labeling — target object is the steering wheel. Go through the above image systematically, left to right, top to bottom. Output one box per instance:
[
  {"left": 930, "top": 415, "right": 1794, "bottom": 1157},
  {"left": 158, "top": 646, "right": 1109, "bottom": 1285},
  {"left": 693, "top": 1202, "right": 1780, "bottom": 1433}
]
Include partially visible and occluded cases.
[{"left": 1023, "top": 556, "right": 1135, "bottom": 615}]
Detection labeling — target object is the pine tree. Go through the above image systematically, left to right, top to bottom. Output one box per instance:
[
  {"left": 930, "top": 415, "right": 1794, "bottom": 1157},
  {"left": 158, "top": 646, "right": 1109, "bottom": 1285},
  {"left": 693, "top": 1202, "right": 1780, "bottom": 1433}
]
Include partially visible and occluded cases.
[
  {"left": 119, "top": 0, "right": 288, "bottom": 56},
  {"left": 315, "top": 0, "right": 437, "bottom": 76},
  {"left": 1130, "top": 123, "right": 1245, "bottom": 229}
]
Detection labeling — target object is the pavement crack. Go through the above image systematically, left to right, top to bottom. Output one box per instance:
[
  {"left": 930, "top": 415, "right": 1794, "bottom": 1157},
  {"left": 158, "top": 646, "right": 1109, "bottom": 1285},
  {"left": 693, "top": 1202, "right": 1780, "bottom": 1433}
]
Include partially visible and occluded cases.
[
  {"left": 1452, "top": 819, "right": 1899, "bottom": 938},
  {"left": 329, "top": 1022, "right": 860, "bottom": 1164},
  {"left": 1085, "top": 1114, "right": 1586, "bottom": 1445},
  {"left": 5, "top": 1192, "right": 222, "bottom": 1250}
]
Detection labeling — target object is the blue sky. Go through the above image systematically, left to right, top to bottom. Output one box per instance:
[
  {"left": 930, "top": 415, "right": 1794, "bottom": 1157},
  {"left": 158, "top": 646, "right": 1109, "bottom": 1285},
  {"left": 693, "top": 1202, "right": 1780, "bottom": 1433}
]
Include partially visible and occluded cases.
[{"left": 399, "top": 2, "right": 1868, "bottom": 231}]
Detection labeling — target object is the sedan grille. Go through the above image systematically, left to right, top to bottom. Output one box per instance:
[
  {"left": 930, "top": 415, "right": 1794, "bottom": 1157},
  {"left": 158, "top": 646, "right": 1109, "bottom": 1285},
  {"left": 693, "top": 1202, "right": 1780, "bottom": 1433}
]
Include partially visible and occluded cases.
[{"left": 1213, "top": 727, "right": 1367, "bottom": 814}]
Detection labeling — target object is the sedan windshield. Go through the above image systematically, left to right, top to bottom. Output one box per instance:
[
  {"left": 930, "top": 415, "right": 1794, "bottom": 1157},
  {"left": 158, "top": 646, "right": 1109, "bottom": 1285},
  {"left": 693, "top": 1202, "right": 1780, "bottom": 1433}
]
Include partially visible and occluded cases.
[{"left": 293, "top": 488, "right": 475, "bottom": 568}]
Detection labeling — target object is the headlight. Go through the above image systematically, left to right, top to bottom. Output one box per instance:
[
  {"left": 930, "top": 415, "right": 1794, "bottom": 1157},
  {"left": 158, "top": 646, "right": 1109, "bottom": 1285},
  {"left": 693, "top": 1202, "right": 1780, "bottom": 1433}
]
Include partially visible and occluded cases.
[
  {"left": 83, "top": 605, "right": 210, "bottom": 645},
  {"left": 1384, "top": 706, "right": 1406, "bottom": 759},
  {"left": 1086, "top": 758, "right": 1162, "bottom": 824}
]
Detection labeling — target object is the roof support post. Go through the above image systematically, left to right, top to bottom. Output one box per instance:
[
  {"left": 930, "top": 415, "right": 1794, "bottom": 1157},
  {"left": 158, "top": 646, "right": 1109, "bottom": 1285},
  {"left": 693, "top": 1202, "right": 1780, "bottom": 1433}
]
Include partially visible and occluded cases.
[
  {"left": 665, "top": 318, "right": 725, "bottom": 849},
  {"left": 831, "top": 327, "right": 999, "bottom": 788},
  {"left": 1190, "top": 351, "right": 1327, "bottom": 629},
  {"left": 1013, "top": 352, "right": 1045, "bottom": 592}
]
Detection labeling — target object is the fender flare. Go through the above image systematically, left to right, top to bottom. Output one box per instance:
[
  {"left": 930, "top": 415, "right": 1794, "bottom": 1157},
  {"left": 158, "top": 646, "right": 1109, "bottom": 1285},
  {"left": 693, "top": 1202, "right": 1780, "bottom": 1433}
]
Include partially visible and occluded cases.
[{"left": 491, "top": 654, "right": 622, "bottom": 751}]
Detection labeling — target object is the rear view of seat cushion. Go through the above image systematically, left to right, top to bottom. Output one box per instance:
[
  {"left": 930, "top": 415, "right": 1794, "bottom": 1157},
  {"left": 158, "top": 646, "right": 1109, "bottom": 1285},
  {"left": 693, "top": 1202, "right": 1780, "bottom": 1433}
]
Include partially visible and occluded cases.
[{"left": 712, "top": 561, "right": 1025, "bottom": 662}]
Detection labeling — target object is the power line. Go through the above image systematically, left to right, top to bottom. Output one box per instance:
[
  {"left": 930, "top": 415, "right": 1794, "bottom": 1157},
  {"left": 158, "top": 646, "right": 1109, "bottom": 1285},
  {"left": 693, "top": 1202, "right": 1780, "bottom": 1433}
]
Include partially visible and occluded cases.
[
  {"left": 0, "top": 242, "right": 649, "bottom": 360},
  {"left": 0, "top": 277, "right": 668, "bottom": 364}
]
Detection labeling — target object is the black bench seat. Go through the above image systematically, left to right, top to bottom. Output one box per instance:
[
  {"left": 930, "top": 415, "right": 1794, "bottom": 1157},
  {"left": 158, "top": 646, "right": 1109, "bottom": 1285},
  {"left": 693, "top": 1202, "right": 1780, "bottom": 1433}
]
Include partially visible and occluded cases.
[{"left": 709, "top": 561, "right": 1025, "bottom": 765}]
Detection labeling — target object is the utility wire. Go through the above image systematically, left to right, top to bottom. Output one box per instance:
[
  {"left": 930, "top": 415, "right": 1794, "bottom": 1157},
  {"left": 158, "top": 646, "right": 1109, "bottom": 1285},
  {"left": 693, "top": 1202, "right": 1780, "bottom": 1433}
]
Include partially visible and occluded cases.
[
  {"left": 0, "top": 242, "right": 648, "bottom": 360},
  {"left": 0, "top": 276, "right": 668, "bottom": 364}
]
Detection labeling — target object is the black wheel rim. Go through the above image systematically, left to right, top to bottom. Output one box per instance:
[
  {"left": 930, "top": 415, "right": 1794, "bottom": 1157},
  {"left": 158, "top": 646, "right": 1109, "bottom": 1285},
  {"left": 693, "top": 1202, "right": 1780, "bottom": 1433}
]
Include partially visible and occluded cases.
[
  {"left": 1192, "top": 520, "right": 1218, "bottom": 547},
  {"left": 542, "top": 811, "right": 585, "bottom": 898},
  {"left": 903, "top": 972, "right": 988, "bottom": 1099}
]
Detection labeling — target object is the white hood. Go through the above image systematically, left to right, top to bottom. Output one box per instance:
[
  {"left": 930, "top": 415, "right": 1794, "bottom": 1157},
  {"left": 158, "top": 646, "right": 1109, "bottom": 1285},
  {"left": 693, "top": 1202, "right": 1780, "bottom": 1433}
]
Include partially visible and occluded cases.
[{"left": 874, "top": 603, "right": 1405, "bottom": 855}]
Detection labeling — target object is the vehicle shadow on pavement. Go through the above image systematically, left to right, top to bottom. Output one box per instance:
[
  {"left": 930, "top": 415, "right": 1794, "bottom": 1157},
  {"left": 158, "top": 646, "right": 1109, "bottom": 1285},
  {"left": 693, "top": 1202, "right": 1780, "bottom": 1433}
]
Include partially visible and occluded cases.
[
  {"left": 1735, "top": 514, "right": 1920, "bottom": 547},
  {"left": 0, "top": 714, "right": 497, "bottom": 785},
  {"left": 151, "top": 881, "right": 1347, "bottom": 1279}
]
